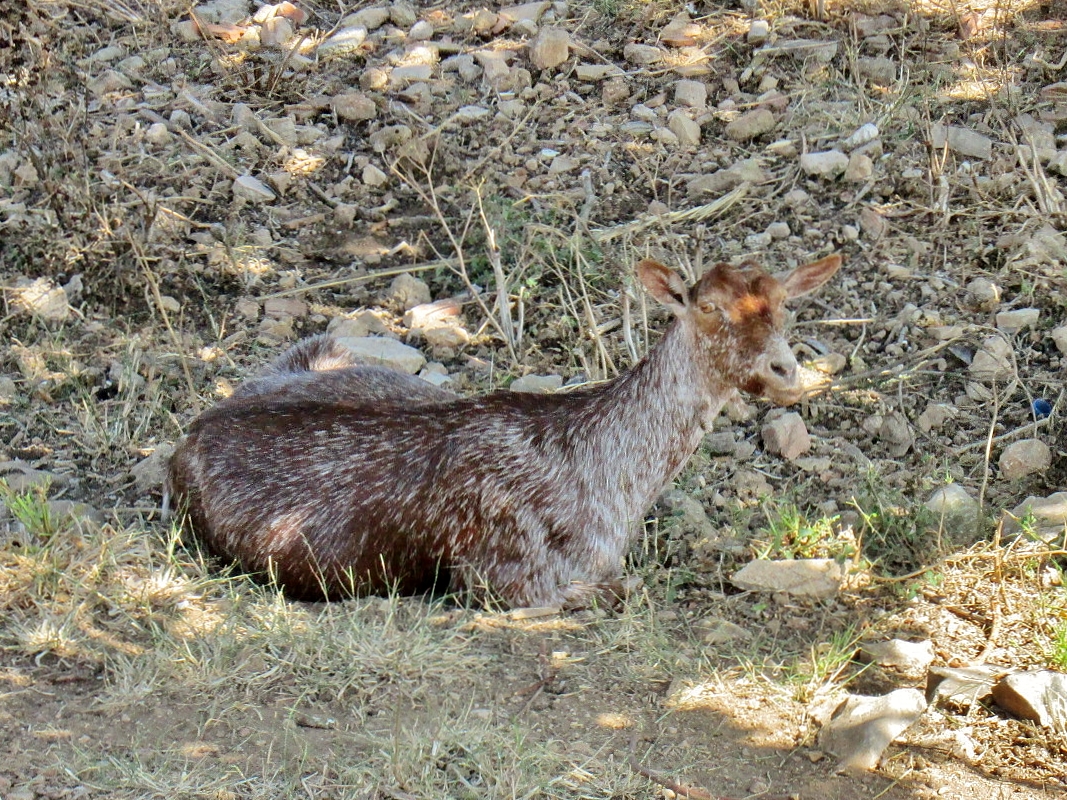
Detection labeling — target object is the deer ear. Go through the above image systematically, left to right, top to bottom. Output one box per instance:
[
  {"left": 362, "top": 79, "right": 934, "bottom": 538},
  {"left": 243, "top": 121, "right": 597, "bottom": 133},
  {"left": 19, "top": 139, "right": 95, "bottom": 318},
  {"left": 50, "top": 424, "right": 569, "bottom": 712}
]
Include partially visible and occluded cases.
[
  {"left": 780, "top": 254, "right": 841, "bottom": 299},
  {"left": 637, "top": 260, "right": 689, "bottom": 315}
]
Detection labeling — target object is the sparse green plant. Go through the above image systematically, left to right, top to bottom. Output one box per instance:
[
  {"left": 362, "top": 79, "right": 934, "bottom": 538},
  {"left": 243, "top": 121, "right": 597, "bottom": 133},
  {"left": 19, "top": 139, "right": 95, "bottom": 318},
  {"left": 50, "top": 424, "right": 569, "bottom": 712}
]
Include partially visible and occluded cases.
[
  {"left": 850, "top": 470, "right": 939, "bottom": 576},
  {"left": 0, "top": 479, "right": 58, "bottom": 541},
  {"left": 753, "top": 500, "right": 851, "bottom": 561},
  {"left": 1048, "top": 621, "right": 1067, "bottom": 670},
  {"left": 791, "top": 625, "right": 864, "bottom": 702}
]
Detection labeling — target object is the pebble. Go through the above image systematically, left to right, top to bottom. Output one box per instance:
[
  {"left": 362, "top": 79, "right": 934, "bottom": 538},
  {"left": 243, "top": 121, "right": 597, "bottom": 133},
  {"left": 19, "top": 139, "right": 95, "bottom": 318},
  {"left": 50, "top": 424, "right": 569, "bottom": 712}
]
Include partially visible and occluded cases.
[
  {"left": 389, "top": 1, "right": 417, "bottom": 27},
  {"left": 499, "top": 1, "right": 551, "bottom": 23},
  {"left": 341, "top": 6, "right": 389, "bottom": 29},
  {"left": 260, "top": 16, "right": 293, "bottom": 47},
  {"left": 747, "top": 19, "right": 770, "bottom": 45},
  {"left": 409, "top": 20, "right": 434, "bottom": 40},
  {"left": 317, "top": 26, "right": 368, "bottom": 60},
  {"left": 529, "top": 26, "right": 570, "bottom": 70},
  {"left": 623, "top": 43, "right": 662, "bottom": 65},
  {"left": 855, "top": 56, "right": 897, "bottom": 85},
  {"left": 360, "top": 66, "right": 390, "bottom": 91},
  {"left": 673, "top": 79, "right": 707, "bottom": 109},
  {"left": 331, "top": 92, "right": 377, "bottom": 121},
  {"left": 725, "top": 108, "right": 775, "bottom": 141},
  {"left": 667, "top": 110, "right": 700, "bottom": 145},
  {"left": 840, "top": 123, "right": 879, "bottom": 151},
  {"left": 931, "top": 123, "right": 994, "bottom": 159},
  {"left": 799, "top": 149, "right": 849, "bottom": 178},
  {"left": 844, "top": 152, "right": 873, "bottom": 182},
  {"left": 362, "top": 163, "right": 388, "bottom": 187},
  {"left": 233, "top": 175, "right": 276, "bottom": 203},
  {"left": 766, "top": 221, "right": 790, "bottom": 239},
  {"left": 387, "top": 273, "right": 432, "bottom": 310},
  {"left": 9, "top": 277, "right": 71, "bottom": 321},
  {"left": 404, "top": 298, "right": 462, "bottom": 329},
  {"left": 995, "top": 307, "right": 1040, "bottom": 333},
  {"left": 423, "top": 324, "right": 470, "bottom": 349},
  {"left": 1051, "top": 324, "right": 1067, "bottom": 355},
  {"left": 968, "top": 335, "right": 1013, "bottom": 381},
  {"left": 334, "top": 336, "right": 426, "bottom": 374},
  {"left": 510, "top": 374, "right": 563, "bottom": 393},
  {"left": 761, "top": 411, "right": 810, "bottom": 461},
  {"left": 862, "top": 411, "right": 913, "bottom": 456},
  {"left": 999, "top": 438, "right": 1051, "bottom": 480},
  {"left": 925, "top": 484, "right": 979, "bottom": 537},
  {"left": 1006, "top": 492, "right": 1067, "bottom": 538},
  {"left": 732, "top": 558, "right": 843, "bottom": 598},
  {"left": 695, "top": 617, "right": 752, "bottom": 645},
  {"left": 860, "top": 639, "right": 935, "bottom": 674},
  {"left": 926, "top": 665, "right": 1004, "bottom": 709},
  {"left": 992, "top": 671, "right": 1067, "bottom": 732},
  {"left": 818, "top": 690, "right": 926, "bottom": 772}
]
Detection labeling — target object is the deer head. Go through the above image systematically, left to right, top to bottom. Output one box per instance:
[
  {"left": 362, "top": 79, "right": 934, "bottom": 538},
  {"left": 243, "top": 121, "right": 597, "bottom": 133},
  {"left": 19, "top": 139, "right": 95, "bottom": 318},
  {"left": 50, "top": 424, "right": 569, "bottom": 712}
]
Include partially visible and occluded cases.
[{"left": 637, "top": 254, "right": 842, "bottom": 405}]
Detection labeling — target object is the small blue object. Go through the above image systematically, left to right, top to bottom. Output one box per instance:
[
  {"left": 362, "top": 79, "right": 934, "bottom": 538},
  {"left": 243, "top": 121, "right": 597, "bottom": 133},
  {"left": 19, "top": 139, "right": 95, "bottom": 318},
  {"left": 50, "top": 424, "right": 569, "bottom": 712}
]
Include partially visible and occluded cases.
[{"left": 1033, "top": 399, "right": 1052, "bottom": 419}]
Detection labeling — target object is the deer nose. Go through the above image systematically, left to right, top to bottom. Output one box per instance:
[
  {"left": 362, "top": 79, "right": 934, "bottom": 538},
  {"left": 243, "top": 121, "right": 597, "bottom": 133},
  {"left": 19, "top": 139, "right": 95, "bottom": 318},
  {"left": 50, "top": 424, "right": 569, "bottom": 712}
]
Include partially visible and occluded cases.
[{"left": 768, "top": 358, "right": 796, "bottom": 383}]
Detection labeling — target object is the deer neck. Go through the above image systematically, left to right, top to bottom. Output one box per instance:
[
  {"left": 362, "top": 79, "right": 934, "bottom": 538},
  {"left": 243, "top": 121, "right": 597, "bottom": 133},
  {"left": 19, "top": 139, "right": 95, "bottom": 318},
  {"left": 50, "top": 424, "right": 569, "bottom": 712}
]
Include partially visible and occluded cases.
[{"left": 578, "top": 319, "right": 736, "bottom": 515}]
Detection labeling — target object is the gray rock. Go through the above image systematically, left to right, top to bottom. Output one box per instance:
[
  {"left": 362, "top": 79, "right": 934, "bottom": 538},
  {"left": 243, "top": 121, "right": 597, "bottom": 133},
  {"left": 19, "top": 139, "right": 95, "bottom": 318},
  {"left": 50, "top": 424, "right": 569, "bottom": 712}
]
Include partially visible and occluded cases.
[
  {"left": 389, "top": 1, "right": 417, "bottom": 27},
  {"left": 498, "top": 1, "right": 550, "bottom": 23},
  {"left": 341, "top": 6, "right": 389, "bottom": 29},
  {"left": 747, "top": 19, "right": 770, "bottom": 45},
  {"left": 409, "top": 20, "right": 433, "bottom": 40},
  {"left": 317, "top": 26, "right": 368, "bottom": 60},
  {"left": 529, "top": 26, "right": 570, "bottom": 70},
  {"left": 623, "top": 43, "right": 662, "bottom": 65},
  {"left": 474, "top": 50, "right": 512, "bottom": 88},
  {"left": 855, "top": 56, "right": 897, "bottom": 84},
  {"left": 574, "top": 64, "right": 624, "bottom": 81},
  {"left": 673, "top": 79, "right": 707, "bottom": 109},
  {"left": 331, "top": 92, "right": 377, "bottom": 122},
  {"left": 725, "top": 108, "right": 776, "bottom": 141},
  {"left": 667, "top": 110, "right": 700, "bottom": 145},
  {"left": 840, "top": 123, "right": 879, "bottom": 151},
  {"left": 931, "top": 123, "right": 994, "bottom": 160},
  {"left": 799, "top": 149, "right": 849, "bottom": 178},
  {"left": 844, "top": 152, "right": 873, "bottom": 182},
  {"left": 687, "top": 158, "right": 766, "bottom": 195},
  {"left": 362, "top": 163, "right": 388, "bottom": 187},
  {"left": 233, "top": 175, "right": 276, "bottom": 203},
  {"left": 766, "top": 221, "right": 790, "bottom": 239},
  {"left": 387, "top": 273, "right": 432, "bottom": 310},
  {"left": 9, "top": 277, "right": 71, "bottom": 322},
  {"left": 966, "top": 277, "right": 1001, "bottom": 311},
  {"left": 263, "top": 297, "right": 307, "bottom": 320},
  {"left": 403, "top": 298, "right": 463, "bottom": 329},
  {"left": 995, "top": 307, "right": 1040, "bottom": 333},
  {"left": 328, "top": 310, "right": 389, "bottom": 339},
  {"left": 422, "top": 324, "right": 470, "bottom": 349},
  {"left": 1051, "top": 324, "right": 1067, "bottom": 355},
  {"left": 969, "top": 335, "right": 1013, "bottom": 381},
  {"left": 333, "top": 336, "right": 426, "bottom": 374},
  {"left": 510, "top": 374, "right": 563, "bottom": 393},
  {"left": 0, "top": 375, "right": 16, "bottom": 405},
  {"left": 917, "top": 402, "right": 955, "bottom": 432},
  {"left": 762, "top": 411, "right": 811, "bottom": 461},
  {"left": 861, "top": 411, "right": 913, "bottom": 457},
  {"left": 999, "top": 438, "right": 1052, "bottom": 480},
  {"left": 130, "top": 443, "right": 176, "bottom": 494},
  {"left": 0, "top": 461, "right": 67, "bottom": 492},
  {"left": 925, "top": 484, "right": 979, "bottom": 536},
  {"left": 1006, "top": 492, "right": 1067, "bottom": 538},
  {"left": 47, "top": 500, "right": 105, "bottom": 527},
  {"left": 732, "top": 558, "right": 844, "bottom": 598},
  {"left": 695, "top": 617, "right": 752, "bottom": 645},
  {"left": 859, "top": 639, "right": 935, "bottom": 674},
  {"left": 926, "top": 665, "right": 1006, "bottom": 708},
  {"left": 992, "top": 670, "right": 1067, "bottom": 732},
  {"left": 819, "top": 689, "right": 927, "bottom": 771}
]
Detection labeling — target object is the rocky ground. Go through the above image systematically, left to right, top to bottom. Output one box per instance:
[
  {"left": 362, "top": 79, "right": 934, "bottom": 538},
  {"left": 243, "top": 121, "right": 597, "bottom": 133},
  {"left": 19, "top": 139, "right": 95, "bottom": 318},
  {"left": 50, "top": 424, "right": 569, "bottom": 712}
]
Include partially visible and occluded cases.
[{"left": 2, "top": 0, "right": 1067, "bottom": 797}]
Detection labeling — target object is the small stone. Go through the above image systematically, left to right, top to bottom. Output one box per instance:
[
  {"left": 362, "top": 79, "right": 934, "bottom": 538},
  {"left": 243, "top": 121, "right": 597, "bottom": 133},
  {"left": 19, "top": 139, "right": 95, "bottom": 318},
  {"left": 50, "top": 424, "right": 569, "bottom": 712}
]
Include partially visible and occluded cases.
[
  {"left": 389, "top": 1, "right": 417, "bottom": 27},
  {"left": 498, "top": 1, "right": 550, "bottom": 23},
  {"left": 342, "top": 6, "right": 389, "bottom": 29},
  {"left": 661, "top": 12, "right": 700, "bottom": 47},
  {"left": 260, "top": 16, "right": 293, "bottom": 47},
  {"left": 747, "top": 19, "right": 770, "bottom": 45},
  {"left": 409, "top": 20, "right": 433, "bottom": 40},
  {"left": 317, "top": 26, "right": 368, "bottom": 59},
  {"left": 529, "top": 26, "right": 570, "bottom": 70},
  {"left": 623, "top": 43, "right": 662, "bottom": 65},
  {"left": 474, "top": 50, "right": 511, "bottom": 88},
  {"left": 855, "top": 56, "right": 897, "bottom": 85},
  {"left": 390, "top": 64, "right": 433, "bottom": 84},
  {"left": 575, "top": 64, "right": 623, "bottom": 81},
  {"left": 360, "top": 66, "right": 389, "bottom": 91},
  {"left": 673, "top": 79, "right": 707, "bottom": 109},
  {"left": 331, "top": 92, "right": 377, "bottom": 122},
  {"left": 725, "top": 108, "right": 776, "bottom": 141},
  {"left": 667, "top": 110, "right": 700, "bottom": 145},
  {"left": 145, "top": 122, "right": 171, "bottom": 145},
  {"left": 840, "top": 123, "right": 880, "bottom": 151},
  {"left": 931, "top": 123, "right": 994, "bottom": 160},
  {"left": 799, "top": 149, "right": 849, "bottom": 178},
  {"left": 844, "top": 152, "right": 873, "bottom": 182},
  {"left": 688, "top": 158, "right": 766, "bottom": 196},
  {"left": 363, "top": 163, "right": 388, "bottom": 187},
  {"left": 233, "top": 174, "right": 276, "bottom": 203},
  {"left": 858, "top": 207, "right": 888, "bottom": 240},
  {"left": 765, "top": 221, "right": 790, "bottom": 239},
  {"left": 387, "top": 273, "right": 432, "bottom": 310},
  {"left": 8, "top": 277, "right": 71, "bottom": 321},
  {"left": 263, "top": 297, "right": 308, "bottom": 320},
  {"left": 404, "top": 298, "right": 462, "bottom": 329},
  {"left": 995, "top": 307, "right": 1040, "bottom": 333},
  {"left": 328, "top": 310, "right": 388, "bottom": 338},
  {"left": 423, "top": 324, "right": 470, "bottom": 349},
  {"left": 1051, "top": 324, "right": 1067, "bottom": 355},
  {"left": 333, "top": 336, "right": 426, "bottom": 374},
  {"left": 969, "top": 336, "right": 1013, "bottom": 381},
  {"left": 510, "top": 374, "right": 563, "bottom": 393},
  {"left": 0, "top": 376, "right": 17, "bottom": 405},
  {"left": 917, "top": 402, "right": 955, "bottom": 432},
  {"left": 761, "top": 411, "right": 810, "bottom": 461},
  {"left": 861, "top": 411, "right": 913, "bottom": 456},
  {"left": 999, "top": 438, "right": 1052, "bottom": 480},
  {"left": 130, "top": 443, "right": 176, "bottom": 494},
  {"left": 0, "top": 461, "right": 67, "bottom": 492},
  {"left": 927, "top": 484, "right": 980, "bottom": 537},
  {"left": 1007, "top": 492, "right": 1067, "bottom": 538},
  {"left": 47, "top": 500, "right": 104, "bottom": 526},
  {"left": 732, "top": 559, "right": 844, "bottom": 598},
  {"left": 695, "top": 617, "right": 752, "bottom": 645},
  {"left": 859, "top": 639, "right": 935, "bottom": 674},
  {"left": 926, "top": 665, "right": 1005, "bottom": 708},
  {"left": 992, "top": 671, "right": 1067, "bottom": 732},
  {"left": 818, "top": 690, "right": 927, "bottom": 772}
]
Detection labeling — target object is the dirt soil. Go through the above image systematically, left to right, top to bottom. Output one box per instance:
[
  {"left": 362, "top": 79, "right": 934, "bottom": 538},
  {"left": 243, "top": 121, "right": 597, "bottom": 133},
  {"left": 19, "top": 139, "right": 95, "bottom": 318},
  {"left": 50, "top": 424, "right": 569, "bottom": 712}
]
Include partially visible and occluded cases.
[{"left": 2, "top": 0, "right": 1067, "bottom": 798}]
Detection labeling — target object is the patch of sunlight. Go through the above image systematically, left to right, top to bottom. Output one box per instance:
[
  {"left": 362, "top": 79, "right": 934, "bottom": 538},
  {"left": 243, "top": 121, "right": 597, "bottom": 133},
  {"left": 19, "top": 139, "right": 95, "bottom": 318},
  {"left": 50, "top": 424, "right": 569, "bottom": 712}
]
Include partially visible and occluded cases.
[
  {"left": 283, "top": 148, "right": 325, "bottom": 176},
  {"left": 596, "top": 712, "right": 635, "bottom": 729}
]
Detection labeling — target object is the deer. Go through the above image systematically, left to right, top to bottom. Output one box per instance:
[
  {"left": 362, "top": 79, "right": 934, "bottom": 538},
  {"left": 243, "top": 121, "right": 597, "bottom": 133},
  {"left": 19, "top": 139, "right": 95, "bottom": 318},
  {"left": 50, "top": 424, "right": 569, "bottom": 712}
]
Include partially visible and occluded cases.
[{"left": 166, "top": 254, "right": 840, "bottom": 609}]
